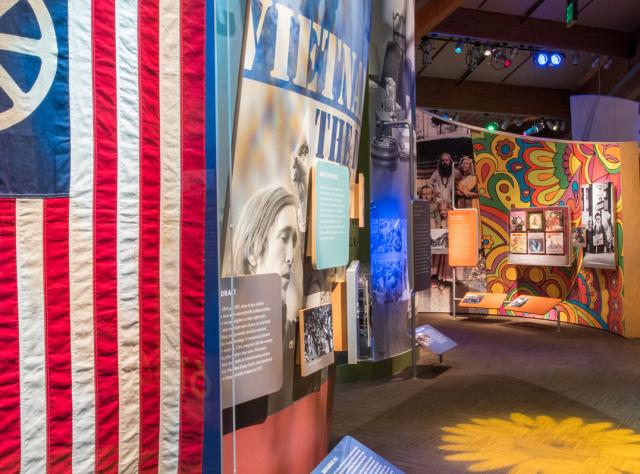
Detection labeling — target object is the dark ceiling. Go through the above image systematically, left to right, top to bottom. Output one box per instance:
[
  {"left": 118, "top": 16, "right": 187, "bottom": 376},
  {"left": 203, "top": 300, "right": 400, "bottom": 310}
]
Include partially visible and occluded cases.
[{"left": 415, "top": 0, "right": 640, "bottom": 137}]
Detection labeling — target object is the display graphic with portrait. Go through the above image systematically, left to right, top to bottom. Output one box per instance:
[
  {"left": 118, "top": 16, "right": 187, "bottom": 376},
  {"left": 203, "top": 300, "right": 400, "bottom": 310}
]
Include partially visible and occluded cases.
[
  {"left": 220, "top": 0, "right": 371, "bottom": 433},
  {"left": 415, "top": 115, "right": 484, "bottom": 313},
  {"left": 582, "top": 183, "right": 617, "bottom": 269},
  {"left": 510, "top": 211, "right": 527, "bottom": 232},
  {"left": 528, "top": 212, "right": 543, "bottom": 231},
  {"left": 527, "top": 233, "right": 545, "bottom": 254}
]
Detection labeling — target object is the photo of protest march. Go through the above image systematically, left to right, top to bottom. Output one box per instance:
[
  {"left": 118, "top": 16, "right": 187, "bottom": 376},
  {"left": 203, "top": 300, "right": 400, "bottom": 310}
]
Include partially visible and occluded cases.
[
  {"left": 582, "top": 183, "right": 617, "bottom": 269},
  {"left": 300, "top": 304, "right": 335, "bottom": 377}
]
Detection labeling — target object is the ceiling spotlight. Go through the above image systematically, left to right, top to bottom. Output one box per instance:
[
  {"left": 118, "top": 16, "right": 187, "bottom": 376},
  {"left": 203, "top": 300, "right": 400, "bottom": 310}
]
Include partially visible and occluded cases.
[
  {"left": 419, "top": 37, "right": 433, "bottom": 65},
  {"left": 454, "top": 40, "right": 464, "bottom": 54},
  {"left": 468, "top": 44, "right": 482, "bottom": 71},
  {"left": 483, "top": 44, "right": 493, "bottom": 56},
  {"left": 509, "top": 47, "right": 519, "bottom": 59},
  {"left": 491, "top": 48, "right": 512, "bottom": 70},
  {"left": 533, "top": 51, "right": 550, "bottom": 67},
  {"left": 571, "top": 51, "right": 580, "bottom": 66},
  {"left": 549, "top": 52, "right": 564, "bottom": 67},
  {"left": 591, "top": 55, "right": 601, "bottom": 69},
  {"left": 603, "top": 57, "right": 613, "bottom": 70},
  {"left": 513, "top": 118, "right": 523, "bottom": 127},
  {"left": 499, "top": 119, "right": 510, "bottom": 130},
  {"left": 524, "top": 119, "right": 546, "bottom": 136},
  {"left": 546, "top": 119, "right": 560, "bottom": 131},
  {"left": 485, "top": 120, "right": 499, "bottom": 131}
]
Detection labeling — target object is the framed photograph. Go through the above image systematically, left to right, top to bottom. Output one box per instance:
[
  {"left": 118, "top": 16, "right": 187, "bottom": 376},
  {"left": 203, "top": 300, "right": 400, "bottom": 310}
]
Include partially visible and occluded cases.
[
  {"left": 582, "top": 183, "right": 616, "bottom": 269},
  {"left": 544, "top": 210, "right": 564, "bottom": 232},
  {"left": 510, "top": 211, "right": 527, "bottom": 232},
  {"left": 527, "top": 212, "right": 543, "bottom": 231},
  {"left": 572, "top": 227, "right": 587, "bottom": 247},
  {"left": 527, "top": 232, "right": 545, "bottom": 254},
  {"left": 545, "top": 232, "right": 564, "bottom": 254},
  {"left": 510, "top": 233, "right": 527, "bottom": 254},
  {"left": 508, "top": 296, "right": 529, "bottom": 308},
  {"left": 299, "top": 304, "right": 335, "bottom": 377}
]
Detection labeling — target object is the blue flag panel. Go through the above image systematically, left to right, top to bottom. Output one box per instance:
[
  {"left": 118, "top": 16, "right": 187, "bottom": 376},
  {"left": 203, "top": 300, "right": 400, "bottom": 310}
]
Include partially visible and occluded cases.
[{"left": 0, "top": 0, "right": 70, "bottom": 197}]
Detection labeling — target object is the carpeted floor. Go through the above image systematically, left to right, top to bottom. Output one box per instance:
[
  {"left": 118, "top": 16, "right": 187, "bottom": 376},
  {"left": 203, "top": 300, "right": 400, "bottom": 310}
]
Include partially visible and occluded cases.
[{"left": 330, "top": 313, "right": 640, "bottom": 473}]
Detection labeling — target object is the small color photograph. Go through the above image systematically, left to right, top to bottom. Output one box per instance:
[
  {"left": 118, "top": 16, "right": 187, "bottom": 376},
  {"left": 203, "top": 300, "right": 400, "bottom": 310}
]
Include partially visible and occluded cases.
[
  {"left": 544, "top": 209, "right": 564, "bottom": 232},
  {"left": 510, "top": 211, "right": 527, "bottom": 232},
  {"left": 527, "top": 212, "right": 543, "bottom": 231},
  {"left": 572, "top": 227, "right": 587, "bottom": 247},
  {"left": 527, "top": 232, "right": 545, "bottom": 254},
  {"left": 546, "top": 232, "right": 565, "bottom": 254},
  {"left": 510, "top": 233, "right": 527, "bottom": 254},
  {"left": 463, "top": 294, "right": 484, "bottom": 304},
  {"left": 509, "top": 296, "right": 529, "bottom": 308}
]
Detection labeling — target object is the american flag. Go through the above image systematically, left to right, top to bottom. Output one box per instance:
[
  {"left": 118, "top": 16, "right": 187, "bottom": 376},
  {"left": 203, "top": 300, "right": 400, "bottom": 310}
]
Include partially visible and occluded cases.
[{"left": 0, "top": 0, "right": 207, "bottom": 471}]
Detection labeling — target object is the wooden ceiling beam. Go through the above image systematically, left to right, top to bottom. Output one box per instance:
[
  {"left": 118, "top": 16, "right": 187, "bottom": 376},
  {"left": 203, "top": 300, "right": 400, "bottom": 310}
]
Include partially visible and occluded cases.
[
  {"left": 415, "top": 0, "right": 466, "bottom": 40},
  {"left": 432, "top": 8, "right": 635, "bottom": 58},
  {"left": 416, "top": 76, "right": 572, "bottom": 119}
]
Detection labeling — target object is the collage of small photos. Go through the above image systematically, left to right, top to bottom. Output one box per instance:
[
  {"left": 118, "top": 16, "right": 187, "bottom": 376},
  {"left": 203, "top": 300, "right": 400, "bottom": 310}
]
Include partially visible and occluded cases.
[{"left": 509, "top": 207, "right": 567, "bottom": 256}]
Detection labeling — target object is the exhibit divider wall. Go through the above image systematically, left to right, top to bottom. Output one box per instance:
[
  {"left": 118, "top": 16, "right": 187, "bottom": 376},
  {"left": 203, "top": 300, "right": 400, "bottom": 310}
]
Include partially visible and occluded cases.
[
  {"left": 218, "top": 1, "right": 373, "bottom": 472},
  {"left": 416, "top": 109, "right": 640, "bottom": 337}
]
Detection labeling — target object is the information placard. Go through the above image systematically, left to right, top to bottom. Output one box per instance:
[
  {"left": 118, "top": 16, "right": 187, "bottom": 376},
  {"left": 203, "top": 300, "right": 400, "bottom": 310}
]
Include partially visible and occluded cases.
[
  {"left": 311, "top": 160, "right": 350, "bottom": 269},
  {"left": 409, "top": 199, "right": 431, "bottom": 292},
  {"left": 448, "top": 208, "right": 478, "bottom": 267},
  {"left": 220, "top": 274, "right": 282, "bottom": 409},
  {"left": 415, "top": 324, "right": 457, "bottom": 355},
  {"left": 312, "top": 436, "right": 404, "bottom": 474}
]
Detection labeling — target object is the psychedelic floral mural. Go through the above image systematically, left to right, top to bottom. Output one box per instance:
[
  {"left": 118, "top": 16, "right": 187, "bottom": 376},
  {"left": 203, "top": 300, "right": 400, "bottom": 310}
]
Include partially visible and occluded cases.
[{"left": 472, "top": 132, "right": 623, "bottom": 334}]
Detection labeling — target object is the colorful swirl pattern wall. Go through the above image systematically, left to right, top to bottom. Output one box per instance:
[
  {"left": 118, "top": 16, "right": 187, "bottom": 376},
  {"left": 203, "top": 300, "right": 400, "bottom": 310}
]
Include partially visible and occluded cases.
[{"left": 472, "top": 131, "right": 624, "bottom": 334}]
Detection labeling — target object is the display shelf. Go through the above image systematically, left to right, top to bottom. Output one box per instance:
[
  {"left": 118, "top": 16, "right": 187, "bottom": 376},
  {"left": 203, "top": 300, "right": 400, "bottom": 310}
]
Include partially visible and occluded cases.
[
  {"left": 458, "top": 292, "right": 507, "bottom": 309},
  {"left": 504, "top": 295, "right": 561, "bottom": 315}
]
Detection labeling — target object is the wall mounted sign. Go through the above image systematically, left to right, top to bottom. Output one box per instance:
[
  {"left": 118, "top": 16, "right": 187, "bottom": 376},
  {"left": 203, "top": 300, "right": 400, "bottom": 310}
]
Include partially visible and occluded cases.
[
  {"left": 310, "top": 160, "right": 350, "bottom": 270},
  {"left": 409, "top": 199, "right": 431, "bottom": 292},
  {"left": 448, "top": 208, "right": 479, "bottom": 267},
  {"left": 220, "top": 274, "right": 283, "bottom": 409}
]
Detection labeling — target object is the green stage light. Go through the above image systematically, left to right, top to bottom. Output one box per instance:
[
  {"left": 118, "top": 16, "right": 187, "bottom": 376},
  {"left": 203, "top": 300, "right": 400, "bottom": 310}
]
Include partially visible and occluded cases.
[{"left": 485, "top": 121, "right": 499, "bottom": 131}]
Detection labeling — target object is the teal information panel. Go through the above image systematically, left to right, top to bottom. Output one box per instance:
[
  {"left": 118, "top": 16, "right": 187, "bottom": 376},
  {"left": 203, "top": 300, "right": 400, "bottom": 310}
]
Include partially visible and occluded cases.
[{"left": 313, "top": 160, "right": 350, "bottom": 269}]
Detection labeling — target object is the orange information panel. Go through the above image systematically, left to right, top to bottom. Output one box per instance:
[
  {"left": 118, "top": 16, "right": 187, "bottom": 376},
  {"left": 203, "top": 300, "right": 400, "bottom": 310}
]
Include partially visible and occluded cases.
[
  {"left": 448, "top": 208, "right": 479, "bottom": 267},
  {"left": 504, "top": 295, "right": 561, "bottom": 315}
]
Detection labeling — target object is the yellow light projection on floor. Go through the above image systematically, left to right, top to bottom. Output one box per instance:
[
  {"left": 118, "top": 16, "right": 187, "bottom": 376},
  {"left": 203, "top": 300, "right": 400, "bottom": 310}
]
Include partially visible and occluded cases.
[{"left": 440, "top": 413, "right": 640, "bottom": 473}]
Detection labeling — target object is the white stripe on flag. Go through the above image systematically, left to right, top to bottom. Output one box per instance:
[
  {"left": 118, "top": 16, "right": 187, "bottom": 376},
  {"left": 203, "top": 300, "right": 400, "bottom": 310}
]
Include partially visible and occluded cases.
[
  {"left": 68, "top": 0, "right": 96, "bottom": 470},
  {"left": 115, "top": 0, "right": 141, "bottom": 471},
  {"left": 158, "top": 0, "right": 182, "bottom": 468},
  {"left": 15, "top": 199, "right": 47, "bottom": 473}
]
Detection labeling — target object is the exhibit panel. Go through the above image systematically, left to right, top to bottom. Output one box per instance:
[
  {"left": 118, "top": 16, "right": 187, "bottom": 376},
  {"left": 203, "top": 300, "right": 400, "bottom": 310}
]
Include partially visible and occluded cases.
[
  {"left": 366, "top": 0, "right": 416, "bottom": 362},
  {"left": 219, "top": 1, "right": 372, "bottom": 472},
  {"left": 415, "top": 110, "right": 640, "bottom": 337},
  {"left": 473, "top": 131, "right": 625, "bottom": 333}
]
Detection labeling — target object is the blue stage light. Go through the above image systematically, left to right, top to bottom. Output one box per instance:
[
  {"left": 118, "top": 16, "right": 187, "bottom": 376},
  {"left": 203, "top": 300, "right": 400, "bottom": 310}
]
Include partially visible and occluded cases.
[
  {"left": 454, "top": 40, "right": 464, "bottom": 54},
  {"left": 534, "top": 51, "right": 549, "bottom": 67},
  {"left": 549, "top": 52, "right": 564, "bottom": 67}
]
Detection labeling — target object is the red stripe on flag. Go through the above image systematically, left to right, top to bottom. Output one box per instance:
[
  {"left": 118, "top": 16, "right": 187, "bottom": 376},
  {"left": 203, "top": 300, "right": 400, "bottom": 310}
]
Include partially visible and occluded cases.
[
  {"left": 92, "top": 0, "right": 120, "bottom": 469},
  {"left": 138, "top": 0, "right": 162, "bottom": 469},
  {"left": 178, "top": 0, "right": 206, "bottom": 469},
  {"left": 43, "top": 199, "right": 73, "bottom": 473},
  {"left": 0, "top": 200, "right": 20, "bottom": 473}
]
